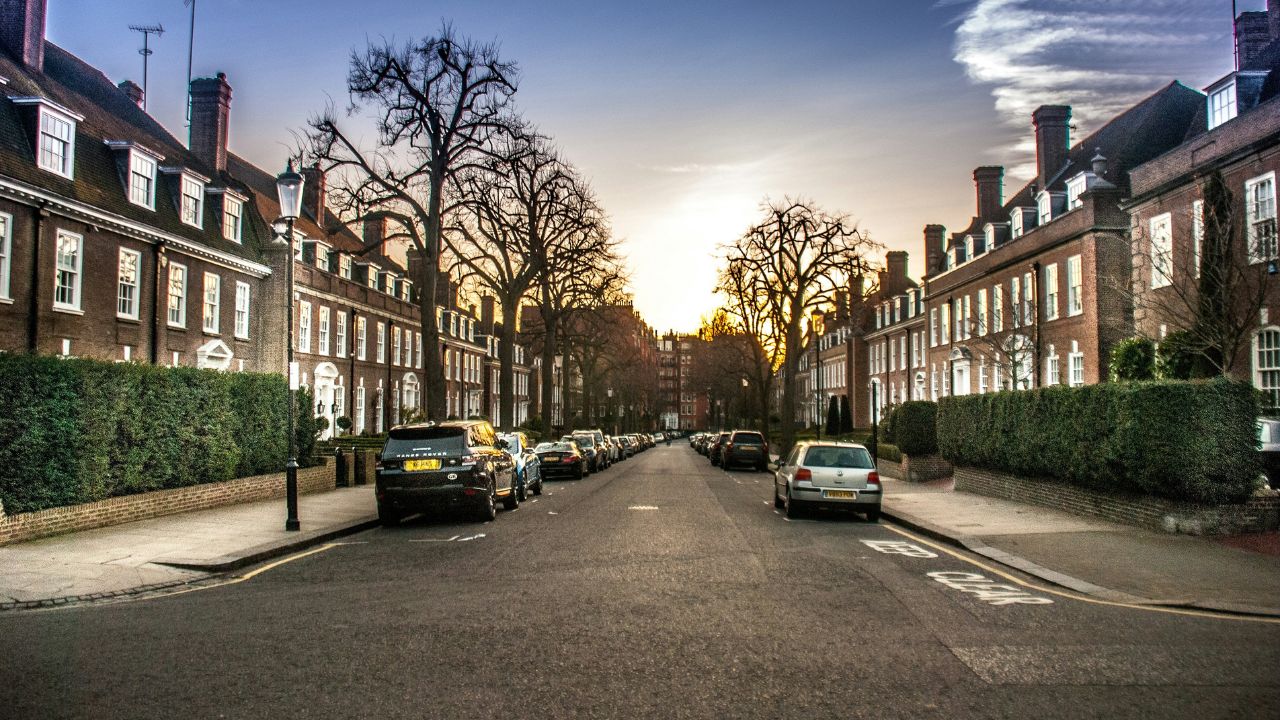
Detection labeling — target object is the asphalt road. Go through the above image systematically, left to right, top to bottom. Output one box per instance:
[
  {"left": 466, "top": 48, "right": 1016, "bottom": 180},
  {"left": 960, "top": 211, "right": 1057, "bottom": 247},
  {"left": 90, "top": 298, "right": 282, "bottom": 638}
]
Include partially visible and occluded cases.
[{"left": 3, "top": 445, "right": 1279, "bottom": 719}]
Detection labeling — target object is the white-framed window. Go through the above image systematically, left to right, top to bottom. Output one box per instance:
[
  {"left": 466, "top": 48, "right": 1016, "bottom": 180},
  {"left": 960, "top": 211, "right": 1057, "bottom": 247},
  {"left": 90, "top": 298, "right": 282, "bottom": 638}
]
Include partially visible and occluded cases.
[
  {"left": 1208, "top": 81, "right": 1237, "bottom": 130},
  {"left": 38, "top": 107, "right": 76, "bottom": 178},
  {"left": 128, "top": 150, "right": 157, "bottom": 209},
  {"left": 1246, "top": 172, "right": 1277, "bottom": 263},
  {"left": 1067, "top": 173, "right": 1088, "bottom": 210},
  {"left": 180, "top": 174, "right": 204, "bottom": 228},
  {"left": 1037, "top": 191, "right": 1052, "bottom": 224},
  {"left": 222, "top": 195, "right": 243, "bottom": 243},
  {"left": 1192, "top": 200, "right": 1204, "bottom": 278},
  {"left": 0, "top": 212, "right": 11, "bottom": 300},
  {"left": 1150, "top": 212, "right": 1173, "bottom": 288},
  {"left": 53, "top": 230, "right": 83, "bottom": 311},
  {"left": 117, "top": 248, "right": 141, "bottom": 319},
  {"left": 340, "top": 255, "right": 352, "bottom": 279},
  {"left": 1067, "top": 255, "right": 1083, "bottom": 315},
  {"left": 167, "top": 262, "right": 187, "bottom": 327},
  {"left": 1043, "top": 263, "right": 1059, "bottom": 320},
  {"left": 202, "top": 272, "right": 220, "bottom": 333},
  {"left": 1022, "top": 272, "right": 1034, "bottom": 326},
  {"left": 1010, "top": 276, "right": 1021, "bottom": 328},
  {"left": 234, "top": 281, "right": 250, "bottom": 339},
  {"left": 992, "top": 285, "right": 1003, "bottom": 333},
  {"left": 976, "top": 288, "right": 987, "bottom": 336},
  {"left": 963, "top": 295, "right": 972, "bottom": 339},
  {"left": 298, "top": 301, "right": 312, "bottom": 353},
  {"left": 940, "top": 303, "right": 950, "bottom": 344},
  {"left": 318, "top": 306, "right": 331, "bottom": 356},
  {"left": 929, "top": 308, "right": 938, "bottom": 347},
  {"left": 335, "top": 312, "right": 347, "bottom": 358},
  {"left": 357, "top": 317, "right": 367, "bottom": 360},
  {"left": 376, "top": 322, "right": 386, "bottom": 363},
  {"left": 392, "top": 326, "right": 402, "bottom": 366},
  {"left": 1256, "top": 327, "right": 1280, "bottom": 410},
  {"left": 416, "top": 333, "right": 423, "bottom": 369},
  {"left": 889, "top": 339, "right": 896, "bottom": 372},
  {"left": 1068, "top": 341, "right": 1084, "bottom": 387},
  {"left": 1046, "top": 344, "right": 1060, "bottom": 385},
  {"left": 355, "top": 384, "right": 366, "bottom": 434}
]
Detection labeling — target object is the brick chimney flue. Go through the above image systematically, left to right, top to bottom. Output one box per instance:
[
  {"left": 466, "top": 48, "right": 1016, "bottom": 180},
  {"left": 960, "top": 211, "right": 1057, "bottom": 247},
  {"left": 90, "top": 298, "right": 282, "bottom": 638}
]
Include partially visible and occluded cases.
[
  {"left": 0, "top": 0, "right": 46, "bottom": 71},
  {"left": 1271, "top": 0, "right": 1280, "bottom": 41},
  {"left": 1237, "top": 11, "right": 1272, "bottom": 69},
  {"left": 189, "top": 72, "right": 232, "bottom": 173},
  {"left": 118, "top": 80, "right": 144, "bottom": 109},
  {"left": 1032, "top": 105, "right": 1071, "bottom": 189},
  {"left": 301, "top": 164, "right": 326, "bottom": 225},
  {"left": 973, "top": 166, "right": 1004, "bottom": 223},
  {"left": 363, "top": 216, "right": 386, "bottom": 253},
  {"left": 924, "top": 224, "right": 946, "bottom": 276},
  {"left": 481, "top": 296, "right": 496, "bottom": 330}
]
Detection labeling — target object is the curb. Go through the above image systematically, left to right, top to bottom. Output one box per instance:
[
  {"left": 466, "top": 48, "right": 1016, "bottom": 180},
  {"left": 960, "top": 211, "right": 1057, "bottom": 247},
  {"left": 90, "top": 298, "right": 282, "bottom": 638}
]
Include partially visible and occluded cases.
[
  {"left": 880, "top": 503, "right": 1280, "bottom": 618},
  {"left": 0, "top": 516, "right": 380, "bottom": 612}
]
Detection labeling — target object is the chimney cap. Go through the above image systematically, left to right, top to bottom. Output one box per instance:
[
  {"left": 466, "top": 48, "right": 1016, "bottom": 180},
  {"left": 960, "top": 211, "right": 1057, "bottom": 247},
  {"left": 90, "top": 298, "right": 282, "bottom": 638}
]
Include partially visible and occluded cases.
[{"left": 1032, "top": 105, "right": 1072, "bottom": 124}]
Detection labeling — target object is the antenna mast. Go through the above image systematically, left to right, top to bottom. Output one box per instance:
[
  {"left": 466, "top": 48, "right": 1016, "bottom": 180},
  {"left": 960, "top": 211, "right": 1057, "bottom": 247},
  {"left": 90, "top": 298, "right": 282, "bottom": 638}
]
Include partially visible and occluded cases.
[
  {"left": 185, "top": 0, "right": 197, "bottom": 124},
  {"left": 128, "top": 24, "right": 164, "bottom": 111}
]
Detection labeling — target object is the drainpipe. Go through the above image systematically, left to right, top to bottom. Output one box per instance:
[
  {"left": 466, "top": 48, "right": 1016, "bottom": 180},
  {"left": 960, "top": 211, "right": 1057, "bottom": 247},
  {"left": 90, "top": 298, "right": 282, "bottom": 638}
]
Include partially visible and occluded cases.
[
  {"left": 28, "top": 203, "right": 49, "bottom": 352},
  {"left": 151, "top": 242, "right": 166, "bottom": 364},
  {"left": 1032, "top": 261, "right": 1042, "bottom": 388},
  {"left": 348, "top": 308, "right": 356, "bottom": 430},
  {"left": 386, "top": 319, "right": 394, "bottom": 429}
]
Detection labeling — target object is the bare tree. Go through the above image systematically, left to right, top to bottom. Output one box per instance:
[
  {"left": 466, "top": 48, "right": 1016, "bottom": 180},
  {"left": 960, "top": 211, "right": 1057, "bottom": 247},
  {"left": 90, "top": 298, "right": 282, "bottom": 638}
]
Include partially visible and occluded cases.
[
  {"left": 304, "top": 24, "right": 519, "bottom": 419},
  {"left": 721, "top": 198, "right": 878, "bottom": 452},
  {"left": 959, "top": 291, "right": 1038, "bottom": 392}
]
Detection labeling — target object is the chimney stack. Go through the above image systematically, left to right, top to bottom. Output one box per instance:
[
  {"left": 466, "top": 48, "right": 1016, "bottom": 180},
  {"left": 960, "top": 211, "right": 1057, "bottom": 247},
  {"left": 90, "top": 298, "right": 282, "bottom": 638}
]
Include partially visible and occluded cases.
[
  {"left": 0, "top": 0, "right": 46, "bottom": 72},
  {"left": 1272, "top": 0, "right": 1280, "bottom": 41},
  {"left": 1237, "top": 11, "right": 1272, "bottom": 69},
  {"left": 189, "top": 72, "right": 232, "bottom": 174},
  {"left": 117, "top": 80, "right": 144, "bottom": 109},
  {"left": 1032, "top": 105, "right": 1071, "bottom": 189},
  {"left": 301, "top": 163, "right": 326, "bottom": 225},
  {"left": 973, "top": 166, "right": 1004, "bottom": 223},
  {"left": 363, "top": 216, "right": 386, "bottom": 253},
  {"left": 924, "top": 224, "right": 946, "bottom": 276},
  {"left": 879, "top": 251, "right": 911, "bottom": 297},
  {"left": 481, "top": 296, "right": 496, "bottom": 330}
]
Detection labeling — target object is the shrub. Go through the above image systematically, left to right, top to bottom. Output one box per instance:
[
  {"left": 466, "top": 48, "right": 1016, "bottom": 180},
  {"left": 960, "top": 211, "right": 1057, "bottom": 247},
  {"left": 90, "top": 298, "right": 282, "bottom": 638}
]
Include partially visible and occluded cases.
[
  {"left": 1156, "top": 330, "right": 1198, "bottom": 380},
  {"left": 1110, "top": 337, "right": 1156, "bottom": 381},
  {"left": 0, "top": 354, "right": 300, "bottom": 515},
  {"left": 937, "top": 378, "right": 1258, "bottom": 504},
  {"left": 892, "top": 401, "right": 938, "bottom": 455},
  {"left": 335, "top": 416, "right": 353, "bottom": 433},
  {"left": 876, "top": 442, "right": 902, "bottom": 463}
]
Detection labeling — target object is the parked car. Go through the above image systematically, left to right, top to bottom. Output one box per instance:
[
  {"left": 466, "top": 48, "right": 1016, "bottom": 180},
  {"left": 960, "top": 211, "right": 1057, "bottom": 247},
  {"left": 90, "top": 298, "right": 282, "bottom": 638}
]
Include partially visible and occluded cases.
[
  {"left": 1260, "top": 419, "right": 1280, "bottom": 489},
  {"left": 376, "top": 420, "right": 517, "bottom": 525},
  {"left": 582, "top": 429, "right": 611, "bottom": 469},
  {"left": 722, "top": 430, "right": 769, "bottom": 471},
  {"left": 499, "top": 431, "right": 543, "bottom": 500},
  {"left": 709, "top": 431, "right": 731, "bottom": 466},
  {"left": 565, "top": 433, "right": 605, "bottom": 473},
  {"left": 602, "top": 435, "right": 621, "bottom": 463},
  {"left": 616, "top": 435, "right": 634, "bottom": 458},
  {"left": 535, "top": 441, "right": 589, "bottom": 480},
  {"left": 772, "top": 441, "right": 881, "bottom": 521}
]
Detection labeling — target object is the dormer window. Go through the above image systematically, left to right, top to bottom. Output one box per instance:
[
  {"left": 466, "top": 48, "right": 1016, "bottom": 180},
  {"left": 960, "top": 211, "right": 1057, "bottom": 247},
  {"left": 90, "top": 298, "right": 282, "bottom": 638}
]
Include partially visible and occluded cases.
[
  {"left": 1208, "top": 80, "right": 1237, "bottom": 130},
  {"left": 39, "top": 106, "right": 76, "bottom": 178},
  {"left": 129, "top": 150, "right": 157, "bottom": 208},
  {"left": 161, "top": 168, "right": 210, "bottom": 229},
  {"left": 1066, "top": 172, "right": 1095, "bottom": 210},
  {"left": 1037, "top": 191, "right": 1053, "bottom": 224},
  {"left": 222, "top": 195, "right": 243, "bottom": 242},
  {"left": 1010, "top": 207, "right": 1037, "bottom": 239},
  {"left": 964, "top": 236, "right": 974, "bottom": 261},
  {"left": 315, "top": 243, "right": 330, "bottom": 270},
  {"left": 946, "top": 247, "right": 956, "bottom": 269},
  {"left": 340, "top": 255, "right": 352, "bottom": 279}
]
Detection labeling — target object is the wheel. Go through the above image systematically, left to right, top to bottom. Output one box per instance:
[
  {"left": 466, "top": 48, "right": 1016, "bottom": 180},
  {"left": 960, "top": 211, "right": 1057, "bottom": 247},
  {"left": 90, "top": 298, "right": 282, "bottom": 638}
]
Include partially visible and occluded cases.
[
  {"left": 574, "top": 465, "right": 584, "bottom": 480},
  {"left": 533, "top": 475, "right": 543, "bottom": 496},
  {"left": 517, "top": 476, "right": 528, "bottom": 502},
  {"left": 502, "top": 483, "right": 520, "bottom": 511},
  {"left": 773, "top": 485, "right": 784, "bottom": 509},
  {"left": 475, "top": 489, "right": 497, "bottom": 522},
  {"left": 785, "top": 489, "right": 803, "bottom": 519},
  {"left": 377, "top": 502, "right": 401, "bottom": 527},
  {"left": 865, "top": 508, "right": 881, "bottom": 523}
]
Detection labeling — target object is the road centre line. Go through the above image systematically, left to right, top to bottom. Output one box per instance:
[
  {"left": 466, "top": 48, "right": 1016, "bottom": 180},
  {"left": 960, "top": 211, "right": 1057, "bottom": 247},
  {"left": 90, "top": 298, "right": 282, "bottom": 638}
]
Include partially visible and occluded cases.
[{"left": 882, "top": 524, "right": 1280, "bottom": 624}]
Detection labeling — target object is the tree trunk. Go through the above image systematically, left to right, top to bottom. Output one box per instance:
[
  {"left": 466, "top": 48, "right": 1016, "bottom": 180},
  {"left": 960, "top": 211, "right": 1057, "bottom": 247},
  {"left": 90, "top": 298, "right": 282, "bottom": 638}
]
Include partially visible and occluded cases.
[
  {"left": 421, "top": 175, "right": 447, "bottom": 420},
  {"left": 499, "top": 296, "right": 518, "bottom": 431},
  {"left": 780, "top": 319, "right": 801, "bottom": 454},
  {"left": 560, "top": 331, "right": 575, "bottom": 430}
]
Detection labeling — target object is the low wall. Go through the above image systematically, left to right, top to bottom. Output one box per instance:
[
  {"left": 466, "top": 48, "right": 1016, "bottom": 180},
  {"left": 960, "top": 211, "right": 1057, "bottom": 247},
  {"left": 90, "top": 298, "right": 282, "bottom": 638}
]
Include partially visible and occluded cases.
[
  {"left": 877, "top": 454, "right": 952, "bottom": 482},
  {"left": 0, "top": 458, "right": 335, "bottom": 546},
  {"left": 877, "top": 458, "right": 904, "bottom": 479},
  {"left": 955, "top": 466, "right": 1280, "bottom": 536}
]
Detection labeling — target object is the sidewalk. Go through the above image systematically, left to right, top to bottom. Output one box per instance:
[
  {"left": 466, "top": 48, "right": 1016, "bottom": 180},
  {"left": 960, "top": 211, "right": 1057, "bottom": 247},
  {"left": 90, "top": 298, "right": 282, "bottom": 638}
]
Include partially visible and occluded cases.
[
  {"left": 881, "top": 476, "right": 1280, "bottom": 616},
  {"left": 0, "top": 486, "right": 377, "bottom": 609}
]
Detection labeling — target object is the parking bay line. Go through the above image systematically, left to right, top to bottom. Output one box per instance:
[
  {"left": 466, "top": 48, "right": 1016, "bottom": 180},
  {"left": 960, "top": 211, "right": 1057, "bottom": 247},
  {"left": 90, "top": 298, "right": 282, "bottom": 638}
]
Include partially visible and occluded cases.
[{"left": 882, "top": 524, "right": 1280, "bottom": 624}]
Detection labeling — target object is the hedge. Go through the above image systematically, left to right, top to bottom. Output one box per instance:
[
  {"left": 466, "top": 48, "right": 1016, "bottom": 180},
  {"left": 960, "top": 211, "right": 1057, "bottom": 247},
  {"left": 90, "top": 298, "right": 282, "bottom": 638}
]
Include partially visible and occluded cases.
[
  {"left": 0, "top": 354, "right": 318, "bottom": 515},
  {"left": 937, "top": 379, "right": 1259, "bottom": 504},
  {"left": 891, "top": 401, "right": 938, "bottom": 455},
  {"left": 876, "top": 442, "right": 902, "bottom": 463}
]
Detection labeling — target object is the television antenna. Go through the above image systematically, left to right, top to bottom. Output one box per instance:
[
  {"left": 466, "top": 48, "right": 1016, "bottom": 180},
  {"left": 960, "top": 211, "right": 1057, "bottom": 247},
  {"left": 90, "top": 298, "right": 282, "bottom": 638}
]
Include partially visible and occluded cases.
[{"left": 128, "top": 23, "right": 164, "bottom": 110}]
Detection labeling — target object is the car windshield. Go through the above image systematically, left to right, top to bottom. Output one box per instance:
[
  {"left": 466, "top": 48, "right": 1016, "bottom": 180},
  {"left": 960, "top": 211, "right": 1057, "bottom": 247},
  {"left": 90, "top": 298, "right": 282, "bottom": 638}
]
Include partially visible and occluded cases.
[
  {"left": 383, "top": 426, "right": 467, "bottom": 456},
  {"left": 731, "top": 432, "right": 764, "bottom": 445},
  {"left": 498, "top": 434, "right": 521, "bottom": 450},
  {"left": 572, "top": 435, "right": 596, "bottom": 448},
  {"left": 536, "top": 442, "right": 575, "bottom": 453},
  {"left": 802, "top": 445, "right": 874, "bottom": 469}
]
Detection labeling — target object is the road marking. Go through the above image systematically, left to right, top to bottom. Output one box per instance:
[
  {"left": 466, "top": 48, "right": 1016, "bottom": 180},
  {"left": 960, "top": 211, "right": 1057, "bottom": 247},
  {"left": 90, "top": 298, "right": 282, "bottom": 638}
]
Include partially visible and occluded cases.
[
  {"left": 628, "top": 505, "right": 659, "bottom": 510},
  {"left": 548, "top": 511, "right": 559, "bottom": 515},
  {"left": 882, "top": 524, "right": 1280, "bottom": 624},
  {"left": 456, "top": 533, "right": 486, "bottom": 542},
  {"left": 408, "top": 534, "right": 460, "bottom": 543},
  {"left": 862, "top": 539, "right": 938, "bottom": 558},
  {"left": 125, "top": 543, "right": 344, "bottom": 604},
  {"left": 929, "top": 570, "right": 1052, "bottom": 605}
]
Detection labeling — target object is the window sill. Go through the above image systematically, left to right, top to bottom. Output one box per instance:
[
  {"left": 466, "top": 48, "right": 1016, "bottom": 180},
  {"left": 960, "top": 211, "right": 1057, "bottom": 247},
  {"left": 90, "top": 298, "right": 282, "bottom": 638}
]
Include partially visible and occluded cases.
[
  {"left": 0, "top": 296, "right": 13, "bottom": 305},
  {"left": 52, "top": 305, "right": 84, "bottom": 316},
  {"left": 116, "top": 315, "right": 141, "bottom": 324},
  {"left": 167, "top": 323, "right": 187, "bottom": 331},
  {"left": 203, "top": 329, "right": 220, "bottom": 337},
  {"left": 234, "top": 334, "right": 250, "bottom": 342}
]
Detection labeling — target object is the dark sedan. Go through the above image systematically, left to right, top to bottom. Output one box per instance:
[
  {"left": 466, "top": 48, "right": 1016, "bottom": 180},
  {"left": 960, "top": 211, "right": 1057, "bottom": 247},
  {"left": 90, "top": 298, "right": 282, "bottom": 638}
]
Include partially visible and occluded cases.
[{"left": 536, "top": 441, "right": 589, "bottom": 480}]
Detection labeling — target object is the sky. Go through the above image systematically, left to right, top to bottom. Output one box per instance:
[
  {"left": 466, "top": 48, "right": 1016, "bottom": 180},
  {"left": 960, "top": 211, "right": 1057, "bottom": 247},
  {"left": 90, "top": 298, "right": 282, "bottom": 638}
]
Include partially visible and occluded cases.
[{"left": 47, "top": 0, "right": 1245, "bottom": 333}]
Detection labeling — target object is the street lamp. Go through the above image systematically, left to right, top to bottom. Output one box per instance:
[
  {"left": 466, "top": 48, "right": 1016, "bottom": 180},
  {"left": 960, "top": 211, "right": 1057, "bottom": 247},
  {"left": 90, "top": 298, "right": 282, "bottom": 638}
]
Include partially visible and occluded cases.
[
  {"left": 274, "top": 160, "right": 305, "bottom": 532},
  {"left": 812, "top": 311, "right": 824, "bottom": 439},
  {"left": 868, "top": 380, "right": 879, "bottom": 462}
]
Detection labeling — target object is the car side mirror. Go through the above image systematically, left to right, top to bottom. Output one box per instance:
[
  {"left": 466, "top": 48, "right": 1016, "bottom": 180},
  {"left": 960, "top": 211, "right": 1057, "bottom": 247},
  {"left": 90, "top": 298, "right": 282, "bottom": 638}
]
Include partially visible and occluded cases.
[
  {"left": 496, "top": 438, "right": 509, "bottom": 450},
  {"left": 767, "top": 462, "right": 779, "bottom": 473}
]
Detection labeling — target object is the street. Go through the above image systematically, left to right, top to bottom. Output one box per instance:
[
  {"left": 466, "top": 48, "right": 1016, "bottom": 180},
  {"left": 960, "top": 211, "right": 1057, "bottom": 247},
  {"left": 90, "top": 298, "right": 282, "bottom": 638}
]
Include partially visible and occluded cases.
[{"left": 3, "top": 445, "right": 1279, "bottom": 719}]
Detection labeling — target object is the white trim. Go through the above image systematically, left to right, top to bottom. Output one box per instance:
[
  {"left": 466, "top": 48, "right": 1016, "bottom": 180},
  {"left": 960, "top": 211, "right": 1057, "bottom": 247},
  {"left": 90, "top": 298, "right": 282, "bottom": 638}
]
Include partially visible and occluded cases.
[
  {"left": 36, "top": 106, "right": 76, "bottom": 179},
  {"left": 0, "top": 211, "right": 11, "bottom": 300},
  {"left": 1150, "top": 212, "right": 1173, "bottom": 288},
  {"left": 52, "top": 229, "right": 83, "bottom": 311},
  {"left": 116, "top": 247, "right": 142, "bottom": 320},
  {"left": 167, "top": 262, "right": 188, "bottom": 328},
  {"left": 202, "top": 271, "right": 221, "bottom": 334},
  {"left": 234, "top": 281, "right": 251, "bottom": 340}
]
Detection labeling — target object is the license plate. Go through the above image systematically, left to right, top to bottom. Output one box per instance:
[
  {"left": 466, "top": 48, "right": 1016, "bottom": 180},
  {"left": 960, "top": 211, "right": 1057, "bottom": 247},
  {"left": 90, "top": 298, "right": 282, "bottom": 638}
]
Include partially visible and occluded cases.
[
  {"left": 544, "top": 454, "right": 562, "bottom": 461},
  {"left": 404, "top": 459, "right": 441, "bottom": 472},
  {"left": 823, "top": 489, "right": 857, "bottom": 500}
]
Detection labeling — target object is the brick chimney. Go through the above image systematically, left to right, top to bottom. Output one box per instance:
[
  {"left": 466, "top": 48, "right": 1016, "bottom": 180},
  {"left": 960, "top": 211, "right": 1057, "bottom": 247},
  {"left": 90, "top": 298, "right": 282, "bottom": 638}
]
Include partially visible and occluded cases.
[
  {"left": 0, "top": 0, "right": 46, "bottom": 71},
  {"left": 1272, "top": 0, "right": 1280, "bottom": 41},
  {"left": 1237, "top": 11, "right": 1272, "bottom": 69},
  {"left": 189, "top": 72, "right": 232, "bottom": 173},
  {"left": 118, "top": 80, "right": 144, "bottom": 109},
  {"left": 1032, "top": 105, "right": 1071, "bottom": 188},
  {"left": 301, "top": 164, "right": 326, "bottom": 224},
  {"left": 973, "top": 166, "right": 1004, "bottom": 223},
  {"left": 363, "top": 216, "right": 385, "bottom": 253},
  {"left": 924, "top": 224, "right": 946, "bottom": 276},
  {"left": 879, "top": 251, "right": 911, "bottom": 297},
  {"left": 481, "top": 296, "right": 496, "bottom": 330}
]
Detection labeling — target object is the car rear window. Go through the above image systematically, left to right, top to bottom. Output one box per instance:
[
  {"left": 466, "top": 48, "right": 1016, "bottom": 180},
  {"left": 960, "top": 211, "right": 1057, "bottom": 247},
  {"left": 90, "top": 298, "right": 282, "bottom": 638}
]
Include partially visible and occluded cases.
[
  {"left": 383, "top": 427, "right": 467, "bottom": 456},
  {"left": 731, "top": 432, "right": 764, "bottom": 445},
  {"left": 572, "top": 434, "right": 596, "bottom": 447},
  {"left": 536, "top": 442, "right": 574, "bottom": 453},
  {"left": 802, "top": 446, "right": 874, "bottom": 469}
]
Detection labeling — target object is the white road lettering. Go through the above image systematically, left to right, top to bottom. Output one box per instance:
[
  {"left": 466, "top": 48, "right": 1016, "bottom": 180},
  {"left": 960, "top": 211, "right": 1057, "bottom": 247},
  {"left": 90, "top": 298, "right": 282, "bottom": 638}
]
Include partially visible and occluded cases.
[
  {"left": 862, "top": 540, "right": 938, "bottom": 558},
  {"left": 927, "top": 570, "right": 1053, "bottom": 606}
]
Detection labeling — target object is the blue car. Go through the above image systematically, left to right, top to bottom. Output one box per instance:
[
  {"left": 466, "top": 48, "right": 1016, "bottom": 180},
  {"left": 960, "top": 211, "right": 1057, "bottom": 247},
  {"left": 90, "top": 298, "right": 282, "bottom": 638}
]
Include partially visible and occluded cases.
[{"left": 499, "top": 432, "right": 543, "bottom": 501}]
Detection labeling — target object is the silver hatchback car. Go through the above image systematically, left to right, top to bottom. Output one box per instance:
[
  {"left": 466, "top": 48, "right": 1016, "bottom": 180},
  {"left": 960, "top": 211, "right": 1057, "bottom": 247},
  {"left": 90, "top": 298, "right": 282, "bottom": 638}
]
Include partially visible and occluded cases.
[{"left": 773, "top": 441, "right": 881, "bottom": 521}]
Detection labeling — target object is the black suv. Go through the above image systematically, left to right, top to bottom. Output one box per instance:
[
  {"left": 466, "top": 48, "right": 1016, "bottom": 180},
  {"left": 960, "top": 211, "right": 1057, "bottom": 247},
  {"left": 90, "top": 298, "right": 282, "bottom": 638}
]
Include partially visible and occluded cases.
[
  {"left": 376, "top": 420, "right": 517, "bottom": 525},
  {"left": 722, "top": 430, "right": 769, "bottom": 471}
]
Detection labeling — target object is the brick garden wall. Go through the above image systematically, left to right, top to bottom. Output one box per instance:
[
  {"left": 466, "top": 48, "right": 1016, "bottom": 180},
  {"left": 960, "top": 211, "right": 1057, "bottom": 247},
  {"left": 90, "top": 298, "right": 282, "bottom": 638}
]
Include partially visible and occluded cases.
[
  {"left": 0, "top": 458, "right": 335, "bottom": 546},
  {"left": 955, "top": 465, "right": 1280, "bottom": 536}
]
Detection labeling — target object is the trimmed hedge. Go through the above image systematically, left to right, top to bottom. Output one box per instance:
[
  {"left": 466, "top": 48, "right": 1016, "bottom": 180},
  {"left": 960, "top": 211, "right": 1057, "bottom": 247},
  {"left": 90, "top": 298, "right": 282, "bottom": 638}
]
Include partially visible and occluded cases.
[
  {"left": 0, "top": 355, "right": 317, "bottom": 515},
  {"left": 937, "top": 379, "right": 1259, "bottom": 504},
  {"left": 891, "top": 401, "right": 938, "bottom": 456},
  {"left": 876, "top": 442, "right": 902, "bottom": 463}
]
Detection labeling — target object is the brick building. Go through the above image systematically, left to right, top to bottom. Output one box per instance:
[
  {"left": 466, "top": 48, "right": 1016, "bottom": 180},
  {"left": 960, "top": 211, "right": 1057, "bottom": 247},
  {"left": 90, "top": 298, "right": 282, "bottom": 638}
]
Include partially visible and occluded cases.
[{"left": 656, "top": 331, "right": 707, "bottom": 431}]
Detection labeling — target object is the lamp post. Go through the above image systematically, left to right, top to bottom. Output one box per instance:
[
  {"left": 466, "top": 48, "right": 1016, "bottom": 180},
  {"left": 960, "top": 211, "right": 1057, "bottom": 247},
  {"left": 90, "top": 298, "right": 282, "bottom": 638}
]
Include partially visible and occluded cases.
[
  {"left": 274, "top": 160, "right": 304, "bottom": 532},
  {"left": 812, "top": 311, "right": 824, "bottom": 439},
  {"left": 868, "top": 380, "right": 879, "bottom": 462}
]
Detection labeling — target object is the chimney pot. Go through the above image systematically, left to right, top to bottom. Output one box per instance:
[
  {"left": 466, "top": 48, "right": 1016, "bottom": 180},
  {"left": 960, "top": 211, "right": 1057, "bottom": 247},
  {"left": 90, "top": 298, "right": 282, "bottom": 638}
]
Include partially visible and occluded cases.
[
  {"left": 0, "top": 0, "right": 46, "bottom": 71},
  {"left": 188, "top": 73, "right": 233, "bottom": 173},
  {"left": 1090, "top": 149, "right": 1107, "bottom": 178}
]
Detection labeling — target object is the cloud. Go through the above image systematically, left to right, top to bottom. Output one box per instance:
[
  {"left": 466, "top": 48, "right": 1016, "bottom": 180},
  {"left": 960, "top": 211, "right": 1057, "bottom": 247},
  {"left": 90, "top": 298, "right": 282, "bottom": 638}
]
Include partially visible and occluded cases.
[{"left": 951, "top": 0, "right": 1229, "bottom": 178}]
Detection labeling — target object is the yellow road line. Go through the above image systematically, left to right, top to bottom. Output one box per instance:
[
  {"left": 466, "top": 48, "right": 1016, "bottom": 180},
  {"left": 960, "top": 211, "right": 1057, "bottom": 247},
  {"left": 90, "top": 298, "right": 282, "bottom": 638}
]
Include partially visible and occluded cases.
[
  {"left": 882, "top": 524, "right": 1280, "bottom": 625},
  {"left": 129, "top": 543, "right": 343, "bottom": 603}
]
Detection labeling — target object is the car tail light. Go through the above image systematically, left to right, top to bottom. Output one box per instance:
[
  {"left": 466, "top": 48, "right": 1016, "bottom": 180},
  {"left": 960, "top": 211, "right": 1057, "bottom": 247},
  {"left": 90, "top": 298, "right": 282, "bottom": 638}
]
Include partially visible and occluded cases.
[
  {"left": 725, "top": 443, "right": 734, "bottom": 452},
  {"left": 460, "top": 454, "right": 482, "bottom": 465},
  {"left": 564, "top": 455, "right": 579, "bottom": 463},
  {"left": 376, "top": 459, "right": 398, "bottom": 470},
  {"left": 795, "top": 468, "right": 812, "bottom": 482},
  {"left": 867, "top": 471, "right": 880, "bottom": 486}
]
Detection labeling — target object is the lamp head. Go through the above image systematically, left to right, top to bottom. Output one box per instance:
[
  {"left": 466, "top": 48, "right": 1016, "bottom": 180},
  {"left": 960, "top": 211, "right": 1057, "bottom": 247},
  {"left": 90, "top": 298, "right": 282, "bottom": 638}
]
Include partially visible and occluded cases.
[{"left": 275, "top": 160, "right": 305, "bottom": 220}]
